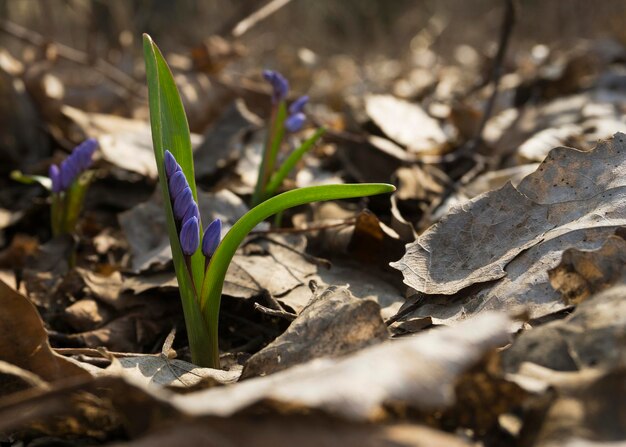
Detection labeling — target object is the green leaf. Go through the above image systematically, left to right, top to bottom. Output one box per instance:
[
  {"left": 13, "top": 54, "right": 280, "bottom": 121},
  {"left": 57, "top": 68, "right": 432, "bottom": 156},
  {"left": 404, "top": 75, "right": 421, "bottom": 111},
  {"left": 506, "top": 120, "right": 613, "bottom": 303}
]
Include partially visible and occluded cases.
[
  {"left": 143, "top": 34, "right": 215, "bottom": 367},
  {"left": 251, "top": 101, "right": 288, "bottom": 207},
  {"left": 264, "top": 127, "right": 326, "bottom": 199},
  {"left": 10, "top": 170, "right": 52, "bottom": 190},
  {"left": 199, "top": 183, "right": 395, "bottom": 343}
]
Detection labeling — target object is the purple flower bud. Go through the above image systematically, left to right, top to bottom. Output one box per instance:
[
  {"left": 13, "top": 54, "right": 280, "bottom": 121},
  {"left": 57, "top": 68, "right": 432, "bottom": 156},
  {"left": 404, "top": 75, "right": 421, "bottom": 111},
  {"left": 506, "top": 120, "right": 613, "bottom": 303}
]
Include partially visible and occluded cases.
[
  {"left": 263, "top": 70, "right": 289, "bottom": 103},
  {"left": 289, "top": 95, "right": 309, "bottom": 115},
  {"left": 285, "top": 112, "right": 306, "bottom": 132},
  {"left": 74, "top": 138, "right": 98, "bottom": 171},
  {"left": 164, "top": 150, "right": 181, "bottom": 178},
  {"left": 60, "top": 158, "right": 79, "bottom": 190},
  {"left": 49, "top": 164, "right": 62, "bottom": 193},
  {"left": 168, "top": 171, "right": 188, "bottom": 200},
  {"left": 173, "top": 186, "right": 194, "bottom": 220},
  {"left": 182, "top": 201, "right": 200, "bottom": 223},
  {"left": 179, "top": 216, "right": 200, "bottom": 256},
  {"left": 202, "top": 218, "right": 222, "bottom": 258}
]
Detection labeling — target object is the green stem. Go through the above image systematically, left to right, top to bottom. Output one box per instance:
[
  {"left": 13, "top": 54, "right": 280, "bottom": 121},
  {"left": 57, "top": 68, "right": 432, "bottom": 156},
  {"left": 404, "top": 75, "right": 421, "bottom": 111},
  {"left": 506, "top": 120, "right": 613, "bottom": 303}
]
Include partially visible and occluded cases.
[
  {"left": 251, "top": 102, "right": 287, "bottom": 207},
  {"left": 264, "top": 127, "right": 326, "bottom": 200}
]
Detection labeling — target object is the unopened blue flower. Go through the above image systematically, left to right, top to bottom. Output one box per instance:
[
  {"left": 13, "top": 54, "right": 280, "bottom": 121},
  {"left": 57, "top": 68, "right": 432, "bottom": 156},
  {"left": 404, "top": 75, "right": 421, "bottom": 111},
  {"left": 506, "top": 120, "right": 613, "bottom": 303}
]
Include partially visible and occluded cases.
[
  {"left": 263, "top": 70, "right": 289, "bottom": 103},
  {"left": 289, "top": 95, "right": 309, "bottom": 115},
  {"left": 285, "top": 112, "right": 306, "bottom": 132},
  {"left": 50, "top": 138, "right": 99, "bottom": 192},
  {"left": 74, "top": 138, "right": 98, "bottom": 171},
  {"left": 164, "top": 150, "right": 181, "bottom": 178},
  {"left": 60, "top": 158, "right": 79, "bottom": 190},
  {"left": 49, "top": 164, "right": 62, "bottom": 193},
  {"left": 168, "top": 171, "right": 188, "bottom": 200},
  {"left": 173, "top": 186, "right": 194, "bottom": 220},
  {"left": 182, "top": 201, "right": 200, "bottom": 223},
  {"left": 179, "top": 216, "right": 200, "bottom": 256},
  {"left": 202, "top": 218, "right": 222, "bottom": 258}
]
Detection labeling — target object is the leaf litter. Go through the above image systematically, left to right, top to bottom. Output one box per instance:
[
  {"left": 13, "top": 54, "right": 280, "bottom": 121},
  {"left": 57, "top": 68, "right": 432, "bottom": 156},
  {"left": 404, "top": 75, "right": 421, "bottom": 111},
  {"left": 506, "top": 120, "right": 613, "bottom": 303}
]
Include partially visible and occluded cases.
[{"left": 2, "top": 3, "right": 626, "bottom": 446}]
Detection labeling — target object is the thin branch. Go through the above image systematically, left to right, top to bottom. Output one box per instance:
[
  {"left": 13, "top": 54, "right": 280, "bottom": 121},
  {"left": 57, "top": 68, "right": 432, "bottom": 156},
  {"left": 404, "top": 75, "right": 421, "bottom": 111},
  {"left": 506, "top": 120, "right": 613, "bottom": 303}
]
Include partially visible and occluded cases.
[{"left": 231, "top": 0, "right": 293, "bottom": 38}]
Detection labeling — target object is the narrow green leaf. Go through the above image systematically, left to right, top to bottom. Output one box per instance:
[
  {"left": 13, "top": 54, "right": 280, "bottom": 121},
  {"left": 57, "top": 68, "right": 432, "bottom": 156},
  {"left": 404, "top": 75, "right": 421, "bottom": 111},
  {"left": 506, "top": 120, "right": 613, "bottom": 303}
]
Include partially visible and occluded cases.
[
  {"left": 143, "top": 34, "right": 216, "bottom": 367},
  {"left": 251, "top": 101, "right": 288, "bottom": 207},
  {"left": 264, "top": 127, "right": 326, "bottom": 199},
  {"left": 10, "top": 170, "right": 52, "bottom": 190},
  {"left": 199, "top": 183, "right": 395, "bottom": 338}
]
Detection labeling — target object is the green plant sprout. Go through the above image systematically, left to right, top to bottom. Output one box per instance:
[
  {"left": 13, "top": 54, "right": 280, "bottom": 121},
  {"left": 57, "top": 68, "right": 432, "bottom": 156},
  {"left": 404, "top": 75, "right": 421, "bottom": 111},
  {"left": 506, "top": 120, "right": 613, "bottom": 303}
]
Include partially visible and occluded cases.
[
  {"left": 144, "top": 34, "right": 394, "bottom": 368},
  {"left": 251, "top": 70, "right": 326, "bottom": 207},
  {"left": 11, "top": 139, "right": 98, "bottom": 237}
]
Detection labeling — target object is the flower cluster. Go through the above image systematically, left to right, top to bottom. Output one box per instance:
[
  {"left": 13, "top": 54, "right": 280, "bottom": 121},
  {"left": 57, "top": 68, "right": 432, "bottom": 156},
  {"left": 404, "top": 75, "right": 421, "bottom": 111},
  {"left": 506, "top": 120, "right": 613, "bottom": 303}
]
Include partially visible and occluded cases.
[
  {"left": 263, "top": 70, "right": 308, "bottom": 132},
  {"left": 49, "top": 138, "right": 98, "bottom": 193},
  {"left": 164, "top": 150, "right": 221, "bottom": 258}
]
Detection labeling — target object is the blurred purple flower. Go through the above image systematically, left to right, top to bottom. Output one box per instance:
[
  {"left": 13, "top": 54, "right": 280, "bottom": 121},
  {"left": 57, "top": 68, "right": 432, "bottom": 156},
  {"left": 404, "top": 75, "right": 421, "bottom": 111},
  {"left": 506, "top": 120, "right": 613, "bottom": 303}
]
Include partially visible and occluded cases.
[
  {"left": 263, "top": 70, "right": 289, "bottom": 104},
  {"left": 289, "top": 95, "right": 309, "bottom": 115},
  {"left": 284, "top": 113, "right": 306, "bottom": 132},
  {"left": 50, "top": 138, "right": 99, "bottom": 193},
  {"left": 49, "top": 164, "right": 62, "bottom": 193},
  {"left": 180, "top": 216, "right": 200, "bottom": 256},
  {"left": 202, "top": 218, "right": 222, "bottom": 258}
]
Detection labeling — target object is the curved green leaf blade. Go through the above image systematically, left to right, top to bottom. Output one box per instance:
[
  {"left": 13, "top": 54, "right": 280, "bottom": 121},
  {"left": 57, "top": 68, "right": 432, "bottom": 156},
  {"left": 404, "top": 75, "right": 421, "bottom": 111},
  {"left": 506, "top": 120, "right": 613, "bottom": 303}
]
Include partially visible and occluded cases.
[{"left": 199, "top": 183, "right": 395, "bottom": 341}]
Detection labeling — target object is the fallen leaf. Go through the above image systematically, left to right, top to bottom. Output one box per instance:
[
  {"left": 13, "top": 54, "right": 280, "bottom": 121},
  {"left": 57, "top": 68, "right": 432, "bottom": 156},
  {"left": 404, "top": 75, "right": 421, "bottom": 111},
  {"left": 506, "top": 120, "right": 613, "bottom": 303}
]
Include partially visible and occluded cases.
[
  {"left": 365, "top": 94, "right": 449, "bottom": 154},
  {"left": 62, "top": 105, "right": 201, "bottom": 179},
  {"left": 392, "top": 133, "right": 626, "bottom": 320},
  {"left": 548, "top": 233, "right": 626, "bottom": 304},
  {"left": 0, "top": 279, "right": 90, "bottom": 395},
  {"left": 502, "top": 284, "right": 626, "bottom": 373},
  {"left": 242, "top": 285, "right": 389, "bottom": 378},
  {"left": 172, "top": 312, "right": 510, "bottom": 420},
  {"left": 105, "top": 356, "right": 240, "bottom": 389},
  {"left": 107, "top": 417, "right": 473, "bottom": 447}
]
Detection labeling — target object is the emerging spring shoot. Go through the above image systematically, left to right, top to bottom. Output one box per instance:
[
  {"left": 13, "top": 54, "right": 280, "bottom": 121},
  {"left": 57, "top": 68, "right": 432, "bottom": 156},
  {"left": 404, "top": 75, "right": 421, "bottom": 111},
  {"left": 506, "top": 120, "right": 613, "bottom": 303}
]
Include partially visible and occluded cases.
[
  {"left": 144, "top": 34, "right": 394, "bottom": 368},
  {"left": 251, "top": 70, "right": 326, "bottom": 207},
  {"left": 48, "top": 138, "right": 98, "bottom": 236}
]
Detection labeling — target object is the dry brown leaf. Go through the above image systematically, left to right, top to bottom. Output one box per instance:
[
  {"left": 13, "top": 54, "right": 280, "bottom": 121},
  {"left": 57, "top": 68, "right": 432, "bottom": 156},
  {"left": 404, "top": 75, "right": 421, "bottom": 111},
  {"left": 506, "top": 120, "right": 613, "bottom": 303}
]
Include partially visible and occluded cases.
[
  {"left": 365, "top": 94, "right": 449, "bottom": 154},
  {"left": 62, "top": 105, "right": 201, "bottom": 179},
  {"left": 392, "top": 133, "right": 626, "bottom": 320},
  {"left": 549, "top": 233, "right": 626, "bottom": 305},
  {"left": 0, "top": 279, "right": 90, "bottom": 395},
  {"left": 502, "top": 284, "right": 626, "bottom": 373},
  {"left": 242, "top": 286, "right": 389, "bottom": 378},
  {"left": 172, "top": 312, "right": 510, "bottom": 420},
  {"left": 104, "top": 356, "right": 240, "bottom": 389},
  {"left": 508, "top": 364, "right": 626, "bottom": 447},
  {"left": 107, "top": 417, "right": 472, "bottom": 447}
]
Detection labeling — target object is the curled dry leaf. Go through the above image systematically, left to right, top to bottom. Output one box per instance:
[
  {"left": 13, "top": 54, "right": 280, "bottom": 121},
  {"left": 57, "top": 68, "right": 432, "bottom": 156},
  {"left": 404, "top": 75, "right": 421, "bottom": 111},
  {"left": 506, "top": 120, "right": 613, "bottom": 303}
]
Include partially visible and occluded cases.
[
  {"left": 365, "top": 94, "right": 449, "bottom": 154},
  {"left": 62, "top": 105, "right": 202, "bottom": 179},
  {"left": 392, "top": 133, "right": 626, "bottom": 320},
  {"left": 549, "top": 233, "right": 626, "bottom": 305},
  {"left": 0, "top": 279, "right": 91, "bottom": 396},
  {"left": 502, "top": 284, "right": 626, "bottom": 373},
  {"left": 242, "top": 286, "right": 389, "bottom": 378},
  {"left": 172, "top": 312, "right": 510, "bottom": 420},
  {"left": 104, "top": 356, "right": 240, "bottom": 389},
  {"left": 508, "top": 364, "right": 626, "bottom": 447},
  {"left": 106, "top": 417, "right": 473, "bottom": 447}
]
